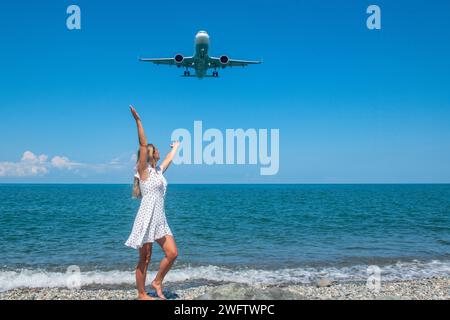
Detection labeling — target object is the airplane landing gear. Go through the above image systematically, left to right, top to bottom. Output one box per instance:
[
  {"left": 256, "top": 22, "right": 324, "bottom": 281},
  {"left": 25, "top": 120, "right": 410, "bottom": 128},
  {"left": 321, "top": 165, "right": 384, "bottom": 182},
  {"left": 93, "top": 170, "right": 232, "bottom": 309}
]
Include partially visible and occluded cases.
[
  {"left": 184, "top": 70, "right": 191, "bottom": 76},
  {"left": 212, "top": 71, "right": 219, "bottom": 77}
]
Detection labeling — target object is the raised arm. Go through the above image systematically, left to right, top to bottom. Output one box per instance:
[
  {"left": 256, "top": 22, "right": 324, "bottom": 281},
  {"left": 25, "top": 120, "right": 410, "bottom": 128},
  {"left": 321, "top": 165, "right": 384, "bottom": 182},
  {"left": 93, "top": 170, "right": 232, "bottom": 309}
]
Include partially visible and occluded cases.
[
  {"left": 130, "top": 105, "right": 149, "bottom": 175},
  {"left": 160, "top": 141, "right": 180, "bottom": 173}
]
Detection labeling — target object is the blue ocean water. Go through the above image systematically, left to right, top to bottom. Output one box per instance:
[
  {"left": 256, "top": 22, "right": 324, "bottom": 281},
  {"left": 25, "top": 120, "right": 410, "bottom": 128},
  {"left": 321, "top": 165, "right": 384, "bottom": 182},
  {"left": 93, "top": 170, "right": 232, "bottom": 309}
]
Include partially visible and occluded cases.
[{"left": 0, "top": 184, "right": 449, "bottom": 291}]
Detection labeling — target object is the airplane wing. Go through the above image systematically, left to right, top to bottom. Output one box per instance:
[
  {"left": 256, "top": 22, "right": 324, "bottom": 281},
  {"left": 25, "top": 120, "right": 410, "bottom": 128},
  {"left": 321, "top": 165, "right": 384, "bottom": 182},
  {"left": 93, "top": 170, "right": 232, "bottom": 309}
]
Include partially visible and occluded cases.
[
  {"left": 139, "top": 56, "right": 194, "bottom": 67},
  {"left": 209, "top": 57, "right": 261, "bottom": 68}
]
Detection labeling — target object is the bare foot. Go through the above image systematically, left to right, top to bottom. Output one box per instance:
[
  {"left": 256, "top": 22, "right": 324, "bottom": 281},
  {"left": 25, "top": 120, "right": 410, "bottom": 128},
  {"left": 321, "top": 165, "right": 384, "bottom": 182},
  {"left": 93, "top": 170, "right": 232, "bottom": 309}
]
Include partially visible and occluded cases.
[
  {"left": 151, "top": 280, "right": 167, "bottom": 300},
  {"left": 137, "top": 293, "right": 154, "bottom": 300}
]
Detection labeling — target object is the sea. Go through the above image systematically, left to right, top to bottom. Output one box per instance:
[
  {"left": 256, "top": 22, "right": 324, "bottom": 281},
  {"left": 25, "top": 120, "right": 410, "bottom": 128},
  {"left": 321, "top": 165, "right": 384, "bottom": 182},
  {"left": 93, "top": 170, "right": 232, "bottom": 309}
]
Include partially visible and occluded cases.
[{"left": 0, "top": 184, "right": 449, "bottom": 292}]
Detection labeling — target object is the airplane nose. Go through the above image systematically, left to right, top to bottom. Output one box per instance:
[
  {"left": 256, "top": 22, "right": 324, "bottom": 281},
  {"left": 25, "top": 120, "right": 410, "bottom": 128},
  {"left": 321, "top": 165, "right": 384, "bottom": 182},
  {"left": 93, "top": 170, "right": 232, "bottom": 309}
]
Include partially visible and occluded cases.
[{"left": 195, "top": 31, "right": 210, "bottom": 44}]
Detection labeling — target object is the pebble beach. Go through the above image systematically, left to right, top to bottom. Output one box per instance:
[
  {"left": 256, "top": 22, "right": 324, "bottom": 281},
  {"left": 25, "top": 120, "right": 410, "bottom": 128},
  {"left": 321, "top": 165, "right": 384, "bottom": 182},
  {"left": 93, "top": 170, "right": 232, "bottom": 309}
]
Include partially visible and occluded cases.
[{"left": 1, "top": 277, "right": 448, "bottom": 300}]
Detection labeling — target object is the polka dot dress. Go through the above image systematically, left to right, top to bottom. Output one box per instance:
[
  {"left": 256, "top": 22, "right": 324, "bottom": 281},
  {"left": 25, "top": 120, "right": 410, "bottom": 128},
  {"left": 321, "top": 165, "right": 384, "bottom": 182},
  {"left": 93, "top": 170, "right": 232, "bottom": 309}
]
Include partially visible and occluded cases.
[{"left": 125, "top": 165, "right": 173, "bottom": 249}]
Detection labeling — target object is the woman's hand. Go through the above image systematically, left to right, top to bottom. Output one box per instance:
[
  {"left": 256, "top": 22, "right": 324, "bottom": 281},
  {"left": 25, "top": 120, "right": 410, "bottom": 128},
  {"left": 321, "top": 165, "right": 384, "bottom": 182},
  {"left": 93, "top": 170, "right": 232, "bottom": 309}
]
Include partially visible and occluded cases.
[
  {"left": 130, "top": 104, "right": 148, "bottom": 149},
  {"left": 130, "top": 105, "right": 141, "bottom": 121},
  {"left": 161, "top": 141, "right": 180, "bottom": 172},
  {"left": 170, "top": 141, "right": 180, "bottom": 149}
]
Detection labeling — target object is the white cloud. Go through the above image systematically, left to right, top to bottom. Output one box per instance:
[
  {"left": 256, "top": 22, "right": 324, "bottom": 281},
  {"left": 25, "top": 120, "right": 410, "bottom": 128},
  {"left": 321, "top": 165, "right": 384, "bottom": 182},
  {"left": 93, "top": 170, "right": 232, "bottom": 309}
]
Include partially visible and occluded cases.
[
  {"left": 0, "top": 151, "right": 136, "bottom": 178},
  {"left": 0, "top": 151, "right": 48, "bottom": 177},
  {"left": 21, "top": 151, "right": 47, "bottom": 163},
  {"left": 50, "top": 156, "right": 82, "bottom": 170},
  {"left": 107, "top": 157, "right": 124, "bottom": 167}
]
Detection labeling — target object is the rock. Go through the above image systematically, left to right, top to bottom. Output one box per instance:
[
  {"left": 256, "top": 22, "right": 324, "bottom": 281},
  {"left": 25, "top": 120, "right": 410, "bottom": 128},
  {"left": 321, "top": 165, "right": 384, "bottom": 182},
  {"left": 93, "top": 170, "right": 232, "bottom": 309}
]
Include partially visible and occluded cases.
[
  {"left": 316, "top": 278, "right": 334, "bottom": 288},
  {"left": 193, "top": 283, "right": 305, "bottom": 300},
  {"left": 377, "top": 295, "right": 411, "bottom": 300}
]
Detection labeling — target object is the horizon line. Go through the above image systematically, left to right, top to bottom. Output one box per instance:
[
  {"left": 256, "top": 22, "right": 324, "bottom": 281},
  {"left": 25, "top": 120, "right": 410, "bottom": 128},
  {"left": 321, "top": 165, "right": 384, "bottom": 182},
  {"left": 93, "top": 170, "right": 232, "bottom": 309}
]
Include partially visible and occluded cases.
[{"left": 1, "top": 182, "right": 450, "bottom": 185}]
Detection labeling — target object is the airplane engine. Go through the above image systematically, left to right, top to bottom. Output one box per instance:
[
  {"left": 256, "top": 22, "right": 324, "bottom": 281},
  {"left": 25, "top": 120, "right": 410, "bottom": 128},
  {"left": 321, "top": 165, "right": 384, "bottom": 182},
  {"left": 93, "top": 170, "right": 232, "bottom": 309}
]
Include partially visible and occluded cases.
[
  {"left": 174, "top": 54, "right": 184, "bottom": 65},
  {"left": 219, "top": 55, "right": 229, "bottom": 66}
]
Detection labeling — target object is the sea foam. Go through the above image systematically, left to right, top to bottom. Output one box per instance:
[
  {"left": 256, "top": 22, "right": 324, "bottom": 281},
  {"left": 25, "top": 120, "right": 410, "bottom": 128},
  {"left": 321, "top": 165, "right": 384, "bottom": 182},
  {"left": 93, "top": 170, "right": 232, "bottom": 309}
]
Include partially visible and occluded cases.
[{"left": 1, "top": 260, "right": 449, "bottom": 292}]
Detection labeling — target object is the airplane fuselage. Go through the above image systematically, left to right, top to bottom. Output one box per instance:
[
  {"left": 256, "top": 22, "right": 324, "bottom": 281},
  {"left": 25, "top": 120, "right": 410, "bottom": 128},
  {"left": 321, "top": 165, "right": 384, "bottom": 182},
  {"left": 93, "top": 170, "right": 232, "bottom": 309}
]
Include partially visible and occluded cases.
[{"left": 192, "top": 31, "right": 210, "bottom": 78}]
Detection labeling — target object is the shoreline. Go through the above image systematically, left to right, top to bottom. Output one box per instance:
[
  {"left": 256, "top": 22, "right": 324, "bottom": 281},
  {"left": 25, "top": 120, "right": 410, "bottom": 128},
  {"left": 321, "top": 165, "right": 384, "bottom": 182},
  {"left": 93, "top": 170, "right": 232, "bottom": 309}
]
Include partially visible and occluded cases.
[{"left": 1, "top": 277, "right": 448, "bottom": 300}]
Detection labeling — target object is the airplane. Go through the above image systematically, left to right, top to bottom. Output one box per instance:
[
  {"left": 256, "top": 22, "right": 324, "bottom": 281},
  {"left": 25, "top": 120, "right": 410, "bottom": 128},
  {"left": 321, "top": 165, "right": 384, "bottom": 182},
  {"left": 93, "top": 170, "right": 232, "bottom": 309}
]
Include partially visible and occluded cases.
[{"left": 139, "top": 31, "right": 261, "bottom": 78}]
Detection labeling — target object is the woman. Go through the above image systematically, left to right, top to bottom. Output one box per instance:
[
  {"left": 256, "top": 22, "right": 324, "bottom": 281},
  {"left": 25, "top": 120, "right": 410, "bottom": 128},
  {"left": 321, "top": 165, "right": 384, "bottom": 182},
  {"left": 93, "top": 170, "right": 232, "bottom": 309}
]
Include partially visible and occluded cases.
[{"left": 125, "top": 105, "right": 180, "bottom": 300}]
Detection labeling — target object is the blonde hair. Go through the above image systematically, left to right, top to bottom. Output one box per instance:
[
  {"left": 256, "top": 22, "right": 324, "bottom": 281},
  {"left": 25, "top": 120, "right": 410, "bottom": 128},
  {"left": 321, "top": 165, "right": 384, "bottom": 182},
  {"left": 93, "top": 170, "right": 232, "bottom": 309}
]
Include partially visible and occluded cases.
[{"left": 132, "top": 144, "right": 158, "bottom": 199}]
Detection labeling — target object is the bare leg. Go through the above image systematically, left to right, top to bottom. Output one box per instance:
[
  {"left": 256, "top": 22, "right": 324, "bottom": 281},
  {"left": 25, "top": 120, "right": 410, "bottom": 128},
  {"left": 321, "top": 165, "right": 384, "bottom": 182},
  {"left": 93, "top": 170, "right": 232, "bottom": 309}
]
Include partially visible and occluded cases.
[
  {"left": 151, "top": 235, "right": 178, "bottom": 300},
  {"left": 136, "top": 243, "right": 153, "bottom": 300}
]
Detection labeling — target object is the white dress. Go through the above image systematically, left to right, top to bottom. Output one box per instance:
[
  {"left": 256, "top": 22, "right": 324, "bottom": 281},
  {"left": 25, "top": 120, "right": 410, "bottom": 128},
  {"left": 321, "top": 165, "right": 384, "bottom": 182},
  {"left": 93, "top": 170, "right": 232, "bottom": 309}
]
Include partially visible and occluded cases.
[{"left": 125, "top": 165, "right": 173, "bottom": 249}]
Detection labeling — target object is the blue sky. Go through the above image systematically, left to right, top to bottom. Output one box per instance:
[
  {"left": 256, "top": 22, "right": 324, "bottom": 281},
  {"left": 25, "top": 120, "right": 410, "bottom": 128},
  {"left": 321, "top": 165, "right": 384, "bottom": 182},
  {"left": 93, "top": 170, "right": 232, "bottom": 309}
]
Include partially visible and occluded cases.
[{"left": 0, "top": 0, "right": 449, "bottom": 183}]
